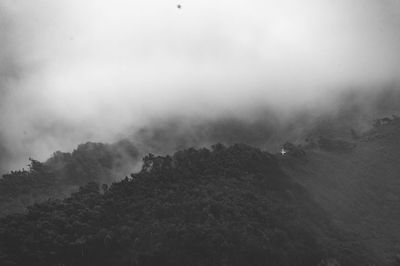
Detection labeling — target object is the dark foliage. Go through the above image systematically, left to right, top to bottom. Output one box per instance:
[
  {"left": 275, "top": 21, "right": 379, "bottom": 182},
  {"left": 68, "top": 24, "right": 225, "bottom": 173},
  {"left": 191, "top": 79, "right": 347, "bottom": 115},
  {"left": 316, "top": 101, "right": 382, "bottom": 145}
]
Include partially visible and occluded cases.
[
  {"left": 0, "top": 140, "right": 139, "bottom": 216},
  {"left": 0, "top": 144, "right": 329, "bottom": 266},
  {"left": 0, "top": 158, "right": 73, "bottom": 217}
]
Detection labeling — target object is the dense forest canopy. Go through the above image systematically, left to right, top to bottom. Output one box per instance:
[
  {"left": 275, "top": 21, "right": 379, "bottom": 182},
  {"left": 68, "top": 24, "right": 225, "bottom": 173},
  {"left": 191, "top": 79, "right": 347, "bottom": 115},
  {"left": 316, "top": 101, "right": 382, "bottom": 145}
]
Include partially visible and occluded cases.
[
  {"left": 1, "top": 117, "right": 400, "bottom": 265},
  {"left": 0, "top": 140, "right": 139, "bottom": 217},
  {"left": 0, "top": 144, "right": 344, "bottom": 266}
]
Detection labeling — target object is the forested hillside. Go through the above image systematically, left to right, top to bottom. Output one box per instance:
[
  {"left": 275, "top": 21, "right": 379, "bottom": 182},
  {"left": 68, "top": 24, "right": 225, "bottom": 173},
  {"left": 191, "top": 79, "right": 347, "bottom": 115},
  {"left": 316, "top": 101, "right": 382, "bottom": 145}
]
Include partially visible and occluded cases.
[
  {"left": 1, "top": 117, "right": 400, "bottom": 265},
  {"left": 0, "top": 140, "right": 139, "bottom": 217},
  {"left": 0, "top": 144, "right": 344, "bottom": 266}
]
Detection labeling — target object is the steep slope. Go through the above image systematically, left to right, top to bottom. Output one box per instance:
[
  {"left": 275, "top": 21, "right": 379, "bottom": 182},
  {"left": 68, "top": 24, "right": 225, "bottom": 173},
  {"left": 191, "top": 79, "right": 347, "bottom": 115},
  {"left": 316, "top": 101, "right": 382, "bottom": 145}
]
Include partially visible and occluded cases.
[
  {"left": 280, "top": 117, "right": 400, "bottom": 265},
  {"left": 0, "top": 144, "right": 337, "bottom": 266}
]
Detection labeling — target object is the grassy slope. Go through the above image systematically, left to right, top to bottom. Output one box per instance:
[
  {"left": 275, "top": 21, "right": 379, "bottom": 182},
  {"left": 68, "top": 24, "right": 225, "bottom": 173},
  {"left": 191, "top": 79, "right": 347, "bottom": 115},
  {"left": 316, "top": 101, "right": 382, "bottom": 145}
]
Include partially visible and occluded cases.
[{"left": 280, "top": 121, "right": 400, "bottom": 265}]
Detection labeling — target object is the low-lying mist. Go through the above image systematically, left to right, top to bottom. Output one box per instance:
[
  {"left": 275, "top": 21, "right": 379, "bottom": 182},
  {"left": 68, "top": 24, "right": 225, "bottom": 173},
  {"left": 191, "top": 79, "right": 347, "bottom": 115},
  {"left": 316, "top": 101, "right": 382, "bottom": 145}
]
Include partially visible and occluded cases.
[{"left": 1, "top": 0, "right": 400, "bottom": 174}]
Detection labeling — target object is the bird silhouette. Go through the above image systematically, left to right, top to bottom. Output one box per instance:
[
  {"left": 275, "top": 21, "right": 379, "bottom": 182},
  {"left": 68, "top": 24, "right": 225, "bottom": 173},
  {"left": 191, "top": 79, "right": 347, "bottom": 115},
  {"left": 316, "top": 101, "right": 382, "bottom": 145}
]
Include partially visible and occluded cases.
[{"left": 177, "top": 4, "right": 181, "bottom": 9}]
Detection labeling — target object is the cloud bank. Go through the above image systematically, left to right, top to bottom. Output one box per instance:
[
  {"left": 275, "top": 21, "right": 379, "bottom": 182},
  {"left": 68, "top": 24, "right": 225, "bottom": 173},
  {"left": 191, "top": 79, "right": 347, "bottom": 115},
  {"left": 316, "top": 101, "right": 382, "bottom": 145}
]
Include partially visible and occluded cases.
[{"left": 0, "top": 0, "right": 400, "bottom": 172}]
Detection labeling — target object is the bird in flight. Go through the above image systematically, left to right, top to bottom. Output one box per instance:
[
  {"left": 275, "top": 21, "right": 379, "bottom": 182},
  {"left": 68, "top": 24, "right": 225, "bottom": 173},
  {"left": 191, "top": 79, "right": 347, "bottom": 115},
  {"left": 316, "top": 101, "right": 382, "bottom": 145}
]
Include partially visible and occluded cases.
[{"left": 177, "top": 4, "right": 181, "bottom": 9}]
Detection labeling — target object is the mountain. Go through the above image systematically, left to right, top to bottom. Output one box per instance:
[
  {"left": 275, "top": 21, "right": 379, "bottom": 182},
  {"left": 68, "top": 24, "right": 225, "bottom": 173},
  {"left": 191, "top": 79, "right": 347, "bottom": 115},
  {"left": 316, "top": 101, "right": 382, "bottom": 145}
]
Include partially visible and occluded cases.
[
  {"left": 1, "top": 116, "right": 400, "bottom": 265},
  {"left": 0, "top": 144, "right": 346, "bottom": 266}
]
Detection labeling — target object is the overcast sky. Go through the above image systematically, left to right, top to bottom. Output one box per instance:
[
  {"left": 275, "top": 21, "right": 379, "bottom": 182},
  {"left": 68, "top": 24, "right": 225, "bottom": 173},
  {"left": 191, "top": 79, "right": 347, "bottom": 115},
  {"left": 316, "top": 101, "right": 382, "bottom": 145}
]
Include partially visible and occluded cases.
[{"left": 1, "top": 0, "right": 400, "bottom": 172}]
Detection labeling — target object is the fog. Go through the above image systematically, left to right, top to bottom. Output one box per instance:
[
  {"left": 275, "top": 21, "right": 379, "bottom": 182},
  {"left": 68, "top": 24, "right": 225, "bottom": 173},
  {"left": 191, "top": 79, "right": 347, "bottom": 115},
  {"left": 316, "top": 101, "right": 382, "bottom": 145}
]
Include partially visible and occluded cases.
[{"left": 1, "top": 0, "right": 400, "bottom": 173}]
